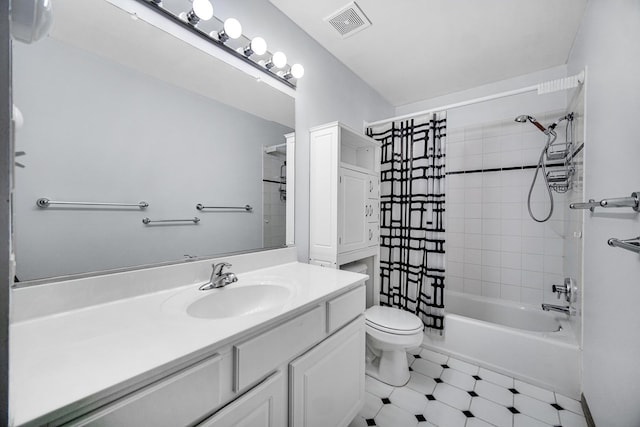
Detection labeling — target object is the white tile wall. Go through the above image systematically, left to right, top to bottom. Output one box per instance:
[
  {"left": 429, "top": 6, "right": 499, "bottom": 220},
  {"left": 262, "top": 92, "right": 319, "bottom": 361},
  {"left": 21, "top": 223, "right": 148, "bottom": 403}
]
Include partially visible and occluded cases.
[{"left": 445, "top": 111, "right": 575, "bottom": 306}]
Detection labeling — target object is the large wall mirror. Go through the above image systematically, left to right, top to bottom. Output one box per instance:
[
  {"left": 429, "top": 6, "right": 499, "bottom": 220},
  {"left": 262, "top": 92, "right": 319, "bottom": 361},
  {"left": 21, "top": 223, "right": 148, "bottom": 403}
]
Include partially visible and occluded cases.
[{"left": 12, "top": 0, "right": 295, "bottom": 283}]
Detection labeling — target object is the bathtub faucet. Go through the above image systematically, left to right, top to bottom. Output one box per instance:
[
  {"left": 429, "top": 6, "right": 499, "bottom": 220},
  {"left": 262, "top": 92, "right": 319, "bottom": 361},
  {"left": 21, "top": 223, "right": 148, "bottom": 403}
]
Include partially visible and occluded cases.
[{"left": 541, "top": 304, "right": 575, "bottom": 316}]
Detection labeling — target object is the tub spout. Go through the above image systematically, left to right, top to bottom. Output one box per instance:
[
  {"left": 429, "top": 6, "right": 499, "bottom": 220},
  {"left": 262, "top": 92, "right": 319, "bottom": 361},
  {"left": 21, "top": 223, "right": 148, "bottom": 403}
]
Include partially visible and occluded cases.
[{"left": 541, "top": 304, "right": 575, "bottom": 315}]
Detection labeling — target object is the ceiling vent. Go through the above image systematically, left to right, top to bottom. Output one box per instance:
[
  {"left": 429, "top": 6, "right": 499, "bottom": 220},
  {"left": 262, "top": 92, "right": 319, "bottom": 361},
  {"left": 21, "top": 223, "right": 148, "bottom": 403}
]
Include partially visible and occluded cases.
[{"left": 325, "top": 2, "right": 372, "bottom": 38}]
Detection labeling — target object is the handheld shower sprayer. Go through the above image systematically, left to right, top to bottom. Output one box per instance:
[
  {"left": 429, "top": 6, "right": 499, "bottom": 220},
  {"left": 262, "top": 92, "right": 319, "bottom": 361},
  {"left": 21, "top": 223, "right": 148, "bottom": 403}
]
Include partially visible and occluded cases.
[
  {"left": 514, "top": 113, "right": 574, "bottom": 222},
  {"left": 514, "top": 115, "right": 549, "bottom": 134}
]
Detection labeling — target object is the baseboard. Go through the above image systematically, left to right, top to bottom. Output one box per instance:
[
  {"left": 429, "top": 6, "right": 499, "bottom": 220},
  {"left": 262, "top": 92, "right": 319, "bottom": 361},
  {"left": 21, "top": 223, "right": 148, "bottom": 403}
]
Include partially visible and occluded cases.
[{"left": 581, "top": 393, "right": 596, "bottom": 427}]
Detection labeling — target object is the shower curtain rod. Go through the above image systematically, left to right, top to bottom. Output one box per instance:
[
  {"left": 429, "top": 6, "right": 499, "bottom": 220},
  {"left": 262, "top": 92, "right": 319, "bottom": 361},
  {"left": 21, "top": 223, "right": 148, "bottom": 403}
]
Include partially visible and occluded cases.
[{"left": 364, "top": 70, "right": 585, "bottom": 129}]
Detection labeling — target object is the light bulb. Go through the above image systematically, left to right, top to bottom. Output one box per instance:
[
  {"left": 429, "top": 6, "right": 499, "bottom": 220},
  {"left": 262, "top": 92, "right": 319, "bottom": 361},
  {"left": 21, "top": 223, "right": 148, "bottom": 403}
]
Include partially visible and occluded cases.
[
  {"left": 184, "top": 0, "right": 213, "bottom": 25},
  {"left": 193, "top": 0, "right": 213, "bottom": 20},
  {"left": 215, "top": 18, "right": 242, "bottom": 43},
  {"left": 224, "top": 18, "right": 242, "bottom": 39},
  {"left": 245, "top": 37, "right": 267, "bottom": 56},
  {"left": 272, "top": 51, "right": 287, "bottom": 69},
  {"left": 290, "top": 64, "right": 304, "bottom": 79}
]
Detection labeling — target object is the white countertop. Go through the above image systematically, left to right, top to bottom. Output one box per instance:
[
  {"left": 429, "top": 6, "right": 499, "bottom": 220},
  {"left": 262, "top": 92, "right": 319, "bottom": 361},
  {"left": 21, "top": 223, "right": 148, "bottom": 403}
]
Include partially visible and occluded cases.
[{"left": 9, "top": 262, "right": 366, "bottom": 426}]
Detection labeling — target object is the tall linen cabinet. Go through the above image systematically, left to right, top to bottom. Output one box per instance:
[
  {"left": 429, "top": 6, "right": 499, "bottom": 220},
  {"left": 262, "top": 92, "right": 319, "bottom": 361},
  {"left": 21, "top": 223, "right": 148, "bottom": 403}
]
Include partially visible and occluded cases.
[{"left": 309, "top": 122, "right": 381, "bottom": 307}]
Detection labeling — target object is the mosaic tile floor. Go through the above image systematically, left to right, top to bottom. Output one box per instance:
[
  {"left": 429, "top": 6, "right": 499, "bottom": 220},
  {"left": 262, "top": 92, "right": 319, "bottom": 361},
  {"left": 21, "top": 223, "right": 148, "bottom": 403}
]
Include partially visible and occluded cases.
[{"left": 349, "top": 347, "right": 588, "bottom": 427}]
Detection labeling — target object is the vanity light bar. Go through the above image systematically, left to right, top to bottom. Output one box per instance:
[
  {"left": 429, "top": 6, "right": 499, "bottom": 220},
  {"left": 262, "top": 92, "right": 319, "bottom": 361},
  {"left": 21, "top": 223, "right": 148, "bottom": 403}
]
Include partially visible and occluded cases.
[{"left": 141, "top": 0, "right": 303, "bottom": 88}]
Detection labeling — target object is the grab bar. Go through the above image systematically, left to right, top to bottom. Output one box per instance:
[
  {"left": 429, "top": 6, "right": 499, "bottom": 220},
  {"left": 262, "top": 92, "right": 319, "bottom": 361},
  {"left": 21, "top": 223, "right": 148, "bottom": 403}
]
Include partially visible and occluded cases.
[
  {"left": 570, "top": 191, "right": 639, "bottom": 212},
  {"left": 37, "top": 198, "right": 148, "bottom": 209},
  {"left": 196, "top": 204, "right": 253, "bottom": 212},
  {"left": 142, "top": 217, "right": 200, "bottom": 225},
  {"left": 607, "top": 237, "right": 640, "bottom": 254}
]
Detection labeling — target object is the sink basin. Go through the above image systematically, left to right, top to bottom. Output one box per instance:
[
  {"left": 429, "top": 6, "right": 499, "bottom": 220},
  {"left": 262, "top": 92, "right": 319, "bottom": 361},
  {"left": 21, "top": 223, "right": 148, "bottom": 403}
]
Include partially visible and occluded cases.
[{"left": 187, "top": 285, "right": 291, "bottom": 319}]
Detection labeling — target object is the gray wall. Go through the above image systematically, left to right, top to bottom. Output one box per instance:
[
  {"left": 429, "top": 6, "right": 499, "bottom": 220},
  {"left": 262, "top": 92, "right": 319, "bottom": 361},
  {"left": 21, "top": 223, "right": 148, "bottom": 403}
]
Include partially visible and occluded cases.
[
  {"left": 0, "top": 0, "right": 10, "bottom": 420},
  {"left": 212, "top": 0, "right": 395, "bottom": 263},
  {"left": 567, "top": 0, "right": 640, "bottom": 425},
  {"left": 13, "top": 37, "right": 291, "bottom": 280}
]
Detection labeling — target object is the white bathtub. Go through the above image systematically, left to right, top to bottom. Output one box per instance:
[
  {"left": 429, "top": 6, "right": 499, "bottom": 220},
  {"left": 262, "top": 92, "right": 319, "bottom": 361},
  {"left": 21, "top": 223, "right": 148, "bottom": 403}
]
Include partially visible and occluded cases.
[{"left": 423, "top": 291, "right": 581, "bottom": 398}]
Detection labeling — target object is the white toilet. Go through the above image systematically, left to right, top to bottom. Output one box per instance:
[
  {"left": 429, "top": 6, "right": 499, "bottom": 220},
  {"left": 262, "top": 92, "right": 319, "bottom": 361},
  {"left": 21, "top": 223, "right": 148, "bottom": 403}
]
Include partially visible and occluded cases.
[
  {"left": 342, "top": 262, "right": 424, "bottom": 387},
  {"left": 365, "top": 305, "right": 424, "bottom": 386}
]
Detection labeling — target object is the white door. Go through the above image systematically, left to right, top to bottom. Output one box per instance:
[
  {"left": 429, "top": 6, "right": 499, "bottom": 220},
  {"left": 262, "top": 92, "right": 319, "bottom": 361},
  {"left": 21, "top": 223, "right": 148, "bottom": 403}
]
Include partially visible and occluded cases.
[
  {"left": 339, "top": 168, "right": 368, "bottom": 253},
  {"left": 289, "top": 317, "right": 365, "bottom": 427},
  {"left": 198, "top": 372, "right": 285, "bottom": 427}
]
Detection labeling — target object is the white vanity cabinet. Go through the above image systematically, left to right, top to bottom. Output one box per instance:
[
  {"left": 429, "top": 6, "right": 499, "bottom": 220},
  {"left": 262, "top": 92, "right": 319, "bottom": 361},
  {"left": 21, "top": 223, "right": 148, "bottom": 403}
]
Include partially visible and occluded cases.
[{"left": 55, "top": 284, "right": 365, "bottom": 427}]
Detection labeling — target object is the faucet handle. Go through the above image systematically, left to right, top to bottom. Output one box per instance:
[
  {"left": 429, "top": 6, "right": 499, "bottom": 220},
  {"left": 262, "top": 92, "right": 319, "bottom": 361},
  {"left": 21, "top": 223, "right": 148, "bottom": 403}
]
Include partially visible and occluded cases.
[
  {"left": 213, "top": 262, "right": 232, "bottom": 276},
  {"left": 552, "top": 277, "right": 576, "bottom": 303}
]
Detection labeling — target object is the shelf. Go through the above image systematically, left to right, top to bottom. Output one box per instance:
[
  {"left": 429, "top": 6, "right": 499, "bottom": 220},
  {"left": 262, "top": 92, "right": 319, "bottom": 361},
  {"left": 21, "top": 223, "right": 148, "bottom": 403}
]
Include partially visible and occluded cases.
[{"left": 340, "top": 162, "right": 377, "bottom": 176}]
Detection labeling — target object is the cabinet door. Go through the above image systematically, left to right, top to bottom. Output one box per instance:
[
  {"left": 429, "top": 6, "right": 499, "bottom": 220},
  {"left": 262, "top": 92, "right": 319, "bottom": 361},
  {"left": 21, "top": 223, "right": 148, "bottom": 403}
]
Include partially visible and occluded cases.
[
  {"left": 309, "top": 126, "right": 339, "bottom": 264},
  {"left": 339, "top": 168, "right": 368, "bottom": 253},
  {"left": 289, "top": 316, "right": 365, "bottom": 427},
  {"left": 198, "top": 372, "right": 285, "bottom": 427}
]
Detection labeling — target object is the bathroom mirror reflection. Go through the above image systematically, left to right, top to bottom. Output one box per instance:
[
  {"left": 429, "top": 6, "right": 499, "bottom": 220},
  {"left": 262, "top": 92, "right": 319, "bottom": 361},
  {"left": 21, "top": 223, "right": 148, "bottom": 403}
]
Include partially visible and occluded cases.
[{"left": 12, "top": 0, "right": 295, "bottom": 282}]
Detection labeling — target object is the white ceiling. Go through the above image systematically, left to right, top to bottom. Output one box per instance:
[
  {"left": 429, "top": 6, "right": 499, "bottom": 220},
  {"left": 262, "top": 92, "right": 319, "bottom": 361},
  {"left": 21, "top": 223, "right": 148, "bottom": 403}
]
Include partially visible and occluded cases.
[{"left": 269, "top": 0, "right": 587, "bottom": 106}]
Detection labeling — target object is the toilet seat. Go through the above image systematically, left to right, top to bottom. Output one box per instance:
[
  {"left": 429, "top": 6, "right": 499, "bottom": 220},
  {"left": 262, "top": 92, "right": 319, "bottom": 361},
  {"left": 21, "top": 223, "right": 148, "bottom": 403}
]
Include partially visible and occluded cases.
[{"left": 365, "top": 306, "right": 423, "bottom": 335}]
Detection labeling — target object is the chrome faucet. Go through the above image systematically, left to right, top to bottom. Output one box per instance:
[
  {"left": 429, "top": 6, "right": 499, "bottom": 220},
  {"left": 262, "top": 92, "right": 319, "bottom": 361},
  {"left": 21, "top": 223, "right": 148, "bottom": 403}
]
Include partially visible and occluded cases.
[
  {"left": 199, "top": 262, "right": 238, "bottom": 291},
  {"left": 541, "top": 303, "right": 575, "bottom": 316}
]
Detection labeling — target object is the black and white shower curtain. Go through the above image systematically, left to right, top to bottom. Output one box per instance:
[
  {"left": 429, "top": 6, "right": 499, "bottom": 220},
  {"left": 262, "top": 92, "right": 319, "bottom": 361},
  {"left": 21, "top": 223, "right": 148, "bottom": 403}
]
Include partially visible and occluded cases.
[{"left": 367, "top": 113, "right": 447, "bottom": 333}]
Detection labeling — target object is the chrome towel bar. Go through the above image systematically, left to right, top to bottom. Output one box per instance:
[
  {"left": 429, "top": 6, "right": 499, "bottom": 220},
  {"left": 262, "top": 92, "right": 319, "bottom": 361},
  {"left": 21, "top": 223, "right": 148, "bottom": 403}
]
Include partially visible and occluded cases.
[
  {"left": 570, "top": 191, "right": 639, "bottom": 212},
  {"left": 37, "top": 198, "right": 148, "bottom": 209},
  {"left": 196, "top": 204, "right": 253, "bottom": 212},
  {"left": 142, "top": 217, "right": 200, "bottom": 224},
  {"left": 608, "top": 237, "right": 640, "bottom": 254}
]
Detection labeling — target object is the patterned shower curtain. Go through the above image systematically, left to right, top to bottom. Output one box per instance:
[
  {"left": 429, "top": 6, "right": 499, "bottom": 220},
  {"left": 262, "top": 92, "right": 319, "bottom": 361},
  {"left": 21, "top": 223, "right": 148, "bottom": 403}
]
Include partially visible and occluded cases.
[{"left": 367, "top": 113, "right": 447, "bottom": 334}]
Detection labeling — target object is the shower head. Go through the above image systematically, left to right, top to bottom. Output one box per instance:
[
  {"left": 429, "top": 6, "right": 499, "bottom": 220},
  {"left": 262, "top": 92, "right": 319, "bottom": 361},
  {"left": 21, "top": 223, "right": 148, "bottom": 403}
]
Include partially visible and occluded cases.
[{"left": 514, "top": 114, "right": 548, "bottom": 134}]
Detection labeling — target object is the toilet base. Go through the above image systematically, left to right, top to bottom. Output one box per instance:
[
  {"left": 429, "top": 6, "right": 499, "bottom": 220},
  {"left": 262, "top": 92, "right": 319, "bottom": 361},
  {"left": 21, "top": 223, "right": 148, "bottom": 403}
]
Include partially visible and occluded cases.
[{"left": 365, "top": 348, "right": 411, "bottom": 387}]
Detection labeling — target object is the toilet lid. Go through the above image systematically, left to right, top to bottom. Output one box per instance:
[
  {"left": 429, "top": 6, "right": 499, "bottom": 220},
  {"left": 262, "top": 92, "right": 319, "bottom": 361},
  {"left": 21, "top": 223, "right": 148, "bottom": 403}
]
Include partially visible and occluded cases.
[{"left": 365, "top": 306, "right": 424, "bottom": 335}]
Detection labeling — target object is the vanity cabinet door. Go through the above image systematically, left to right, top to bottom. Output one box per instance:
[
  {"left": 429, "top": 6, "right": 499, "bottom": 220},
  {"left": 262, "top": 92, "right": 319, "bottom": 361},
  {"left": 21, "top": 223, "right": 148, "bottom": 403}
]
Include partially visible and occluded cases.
[
  {"left": 289, "top": 316, "right": 365, "bottom": 427},
  {"left": 197, "top": 372, "right": 285, "bottom": 427}
]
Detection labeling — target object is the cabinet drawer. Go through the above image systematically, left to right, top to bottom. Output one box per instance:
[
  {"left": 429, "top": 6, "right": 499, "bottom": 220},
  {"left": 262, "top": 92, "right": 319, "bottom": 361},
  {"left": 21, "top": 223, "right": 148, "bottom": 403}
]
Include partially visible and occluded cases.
[
  {"left": 326, "top": 285, "right": 365, "bottom": 334},
  {"left": 234, "top": 306, "right": 325, "bottom": 391},
  {"left": 67, "top": 354, "right": 222, "bottom": 427},
  {"left": 198, "top": 371, "right": 285, "bottom": 427}
]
